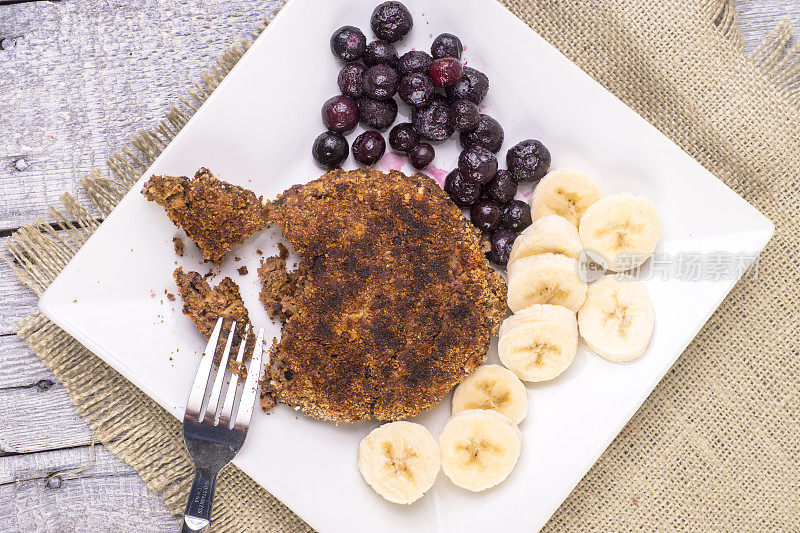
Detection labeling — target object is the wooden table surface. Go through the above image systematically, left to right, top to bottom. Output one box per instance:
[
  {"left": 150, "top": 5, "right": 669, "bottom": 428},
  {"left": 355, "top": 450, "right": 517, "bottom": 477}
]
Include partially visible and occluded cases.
[{"left": 0, "top": 1, "right": 797, "bottom": 530}]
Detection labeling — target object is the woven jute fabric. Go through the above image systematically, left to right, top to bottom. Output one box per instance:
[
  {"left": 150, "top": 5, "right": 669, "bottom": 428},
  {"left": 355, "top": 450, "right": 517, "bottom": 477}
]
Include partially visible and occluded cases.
[{"left": 5, "top": 0, "right": 800, "bottom": 530}]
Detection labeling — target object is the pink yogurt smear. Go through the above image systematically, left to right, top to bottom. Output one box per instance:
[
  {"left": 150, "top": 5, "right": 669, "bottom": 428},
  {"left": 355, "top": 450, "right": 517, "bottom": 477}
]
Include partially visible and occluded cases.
[
  {"left": 381, "top": 151, "right": 406, "bottom": 172},
  {"left": 426, "top": 164, "right": 449, "bottom": 188}
]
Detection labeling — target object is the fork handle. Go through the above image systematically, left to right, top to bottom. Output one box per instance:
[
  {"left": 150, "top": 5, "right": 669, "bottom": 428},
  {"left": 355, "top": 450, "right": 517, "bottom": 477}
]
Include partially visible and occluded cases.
[{"left": 180, "top": 469, "right": 217, "bottom": 532}]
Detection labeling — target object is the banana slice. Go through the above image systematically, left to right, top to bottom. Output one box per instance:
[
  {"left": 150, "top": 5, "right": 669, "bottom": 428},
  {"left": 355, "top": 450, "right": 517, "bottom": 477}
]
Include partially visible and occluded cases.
[
  {"left": 530, "top": 168, "right": 601, "bottom": 226},
  {"left": 578, "top": 192, "right": 660, "bottom": 272},
  {"left": 508, "top": 214, "right": 583, "bottom": 267},
  {"left": 507, "top": 253, "right": 587, "bottom": 312},
  {"left": 577, "top": 275, "right": 654, "bottom": 362},
  {"left": 498, "top": 304, "right": 579, "bottom": 381},
  {"left": 452, "top": 365, "right": 528, "bottom": 424},
  {"left": 439, "top": 409, "right": 522, "bottom": 492},
  {"left": 357, "top": 421, "right": 440, "bottom": 504}
]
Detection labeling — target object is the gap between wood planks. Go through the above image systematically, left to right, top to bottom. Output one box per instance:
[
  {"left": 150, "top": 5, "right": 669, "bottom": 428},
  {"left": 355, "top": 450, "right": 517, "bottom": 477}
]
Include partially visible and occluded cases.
[
  {"left": 0, "top": 1, "right": 60, "bottom": 6},
  {"left": 0, "top": 219, "right": 103, "bottom": 239},
  {"left": 0, "top": 442, "right": 90, "bottom": 459}
]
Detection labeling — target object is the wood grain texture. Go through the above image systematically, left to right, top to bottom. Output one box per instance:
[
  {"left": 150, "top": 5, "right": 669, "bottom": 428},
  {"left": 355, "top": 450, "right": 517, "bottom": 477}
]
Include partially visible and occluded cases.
[
  {"left": 0, "top": 0, "right": 797, "bottom": 531},
  {"left": 0, "top": 0, "right": 276, "bottom": 231},
  {"left": 0, "top": 334, "right": 56, "bottom": 390},
  {"left": 0, "top": 378, "right": 94, "bottom": 453},
  {"left": 0, "top": 446, "right": 178, "bottom": 532}
]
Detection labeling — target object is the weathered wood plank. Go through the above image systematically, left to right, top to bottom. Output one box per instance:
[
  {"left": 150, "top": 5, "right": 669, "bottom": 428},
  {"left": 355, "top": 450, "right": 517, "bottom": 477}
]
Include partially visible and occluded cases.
[
  {"left": 0, "top": 0, "right": 278, "bottom": 231},
  {"left": 0, "top": 333, "right": 55, "bottom": 390},
  {"left": 0, "top": 379, "right": 93, "bottom": 453},
  {"left": 0, "top": 443, "right": 135, "bottom": 485},
  {"left": 0, "top": 446, "right": 176, "bottom": 531}
]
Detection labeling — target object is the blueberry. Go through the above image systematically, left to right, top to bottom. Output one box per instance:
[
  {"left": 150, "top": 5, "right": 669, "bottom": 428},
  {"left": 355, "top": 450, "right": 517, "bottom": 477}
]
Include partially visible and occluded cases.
[
  {"left": 371, "top": 1, "right": 413, "bottom": 43},
  {"left": 330, "top": 26, "right": 366, "bottom": 62},
  {"left": 431, "top": 33, "right": 463, "bottom": 59},
  {"left": 364, "top": 40, "right": 398, "bottom": 67},
  {"left": 397, "top": 50, "right": 433, "bottom": 75},
  {"left": 429, "top": 57, "right": 463, "bottom": 88},
  {"left": 337, "top": 63, "right": 366, "bottom": 98},
  {"left": 363, "top": 64, "right": 399, "bottom": 101},
  {"left": 446, "top": 66, "right": 489, "bottom": 104},
  {"left": 398, "top": 72, "right": 434, "bottom": 108},
  {"left": 321, "top": 95, "right": 359, "bottom": 133},
  {"left": 411, "top": 95, "right": 454, "bottom": 141},
  {"left": 358, "top": 97, "right": 398, "bottom": 130},
  {"left": 450, "top": 99, "right": 480, "bottom": 132},
  {"left": 459, "top": 114, "right": 504, "bottom": 153},
  {"left": 389, "top": 122, "right": 419, "bottom": 153},
  {"left": 312, "top": 131, "right": 349, "bottom": 169},
  {"left": 352, "top": 131, "right": 386, "bottom": 166},
  {"left": 506, "top": 139, "right": 551, "bottom": 183},
  {"left": 409, "top": 142, "right": 435, "bottom": 169},
  {"left": 458, "top": 145, "right": 498, "bottom": 184},
  {"left": 444, "top": 169, "right": 482, "bottom": 207},
  {"left": 485, "top": 170, "right": 517, "bottom": 204},
  {"left": 470, "top": 199, "right": 502, "bottom": 232},
  {"left": 501, "top": 200, "right": 532, "bottom": 231},
  {"left": 489, "top": 229, "right": 516, "bottom": 266}
]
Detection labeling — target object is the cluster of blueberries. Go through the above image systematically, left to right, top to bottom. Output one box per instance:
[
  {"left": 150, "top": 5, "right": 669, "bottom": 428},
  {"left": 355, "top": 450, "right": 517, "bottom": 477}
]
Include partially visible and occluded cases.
[{"left": 312, "top": 1, "right": 551, "bottom": 266}]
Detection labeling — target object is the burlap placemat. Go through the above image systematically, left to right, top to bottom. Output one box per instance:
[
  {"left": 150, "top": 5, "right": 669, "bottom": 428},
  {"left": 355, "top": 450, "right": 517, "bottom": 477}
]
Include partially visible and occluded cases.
[{"left": 5, "top": 0, "right": 799, "bottom": 530}]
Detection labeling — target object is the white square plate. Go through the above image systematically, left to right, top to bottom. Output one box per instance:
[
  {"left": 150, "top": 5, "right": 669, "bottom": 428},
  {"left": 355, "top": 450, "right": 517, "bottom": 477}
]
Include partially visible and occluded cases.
[{"left": 39, "top": 0, "right": 773, "bottom": 531}]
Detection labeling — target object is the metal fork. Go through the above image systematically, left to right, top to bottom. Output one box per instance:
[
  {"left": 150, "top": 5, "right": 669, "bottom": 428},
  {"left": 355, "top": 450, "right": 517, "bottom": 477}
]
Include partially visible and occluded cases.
[{"left": 180, "top": 317, "right": 264, "bottom": 532}]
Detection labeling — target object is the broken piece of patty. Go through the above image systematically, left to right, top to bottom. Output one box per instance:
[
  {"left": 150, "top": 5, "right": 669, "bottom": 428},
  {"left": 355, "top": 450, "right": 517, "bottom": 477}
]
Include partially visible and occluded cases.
[
  {"left": 143, "top": 168, "right": 268, "bottom": 262},
  {"left": 261, "top": 168, "right": 508, "bottom": 422},
  {"left": 172, "top": 267, "right": 261, "bottom": 377},
  {"left": 174, "top": 267, "right": 250, "bottom": 338}
]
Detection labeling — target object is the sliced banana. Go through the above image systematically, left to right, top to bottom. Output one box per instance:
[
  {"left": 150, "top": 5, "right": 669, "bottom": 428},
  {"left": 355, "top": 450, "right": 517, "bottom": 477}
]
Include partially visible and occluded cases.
[
  {"left": 530, "top": 168, "right": 601, "bottom": 226},
  {"left": 578, "top": 192, "right": 660, "bottom": 272},
  {"left": 509, "top": 214, "right": 583, "bottom": 267},
  {"left": 507, "top": 253, "right": 587, "bottom": 312},
  {"left": 577, "top": 275, "right": 654, "bottom": 362},
  {"left": 498, "top": 304, "right": 579, "bottom": 381},
  {"left": 452, "top": 364, "right": 528, "bottom": 424},
  {"left": 439, "top": 409, "right": 522, "bottom": 492},
  {"left": 357, "top": 421, "right": 440, "bottom": 504}
]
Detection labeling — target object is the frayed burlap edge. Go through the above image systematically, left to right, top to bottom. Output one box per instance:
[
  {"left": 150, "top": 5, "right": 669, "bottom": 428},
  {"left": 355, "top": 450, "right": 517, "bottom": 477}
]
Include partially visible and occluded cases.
[{"left": 2, "top": 1, "right": 799, "bottom": 531}]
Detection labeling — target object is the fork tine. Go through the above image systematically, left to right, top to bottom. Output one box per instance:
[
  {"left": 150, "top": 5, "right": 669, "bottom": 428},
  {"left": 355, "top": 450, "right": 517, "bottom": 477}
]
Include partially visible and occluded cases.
[
  {"left": 185, "top": 317, "right": 223, "bottom": 421},
  {"left": 203, "top": 321, "right": 237, "bottom": 423},
  {"left": 219, "top": 324, "right": 250, "bottom": 428},
  {"left": 234, "top": 327, "right": 264, "bottom": 430}
]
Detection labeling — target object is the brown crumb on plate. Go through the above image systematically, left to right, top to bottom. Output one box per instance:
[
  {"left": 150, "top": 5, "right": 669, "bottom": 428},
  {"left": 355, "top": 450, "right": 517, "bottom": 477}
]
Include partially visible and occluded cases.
[{"left": 172, "top": 237, "right": 185, "bottom": 257}]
